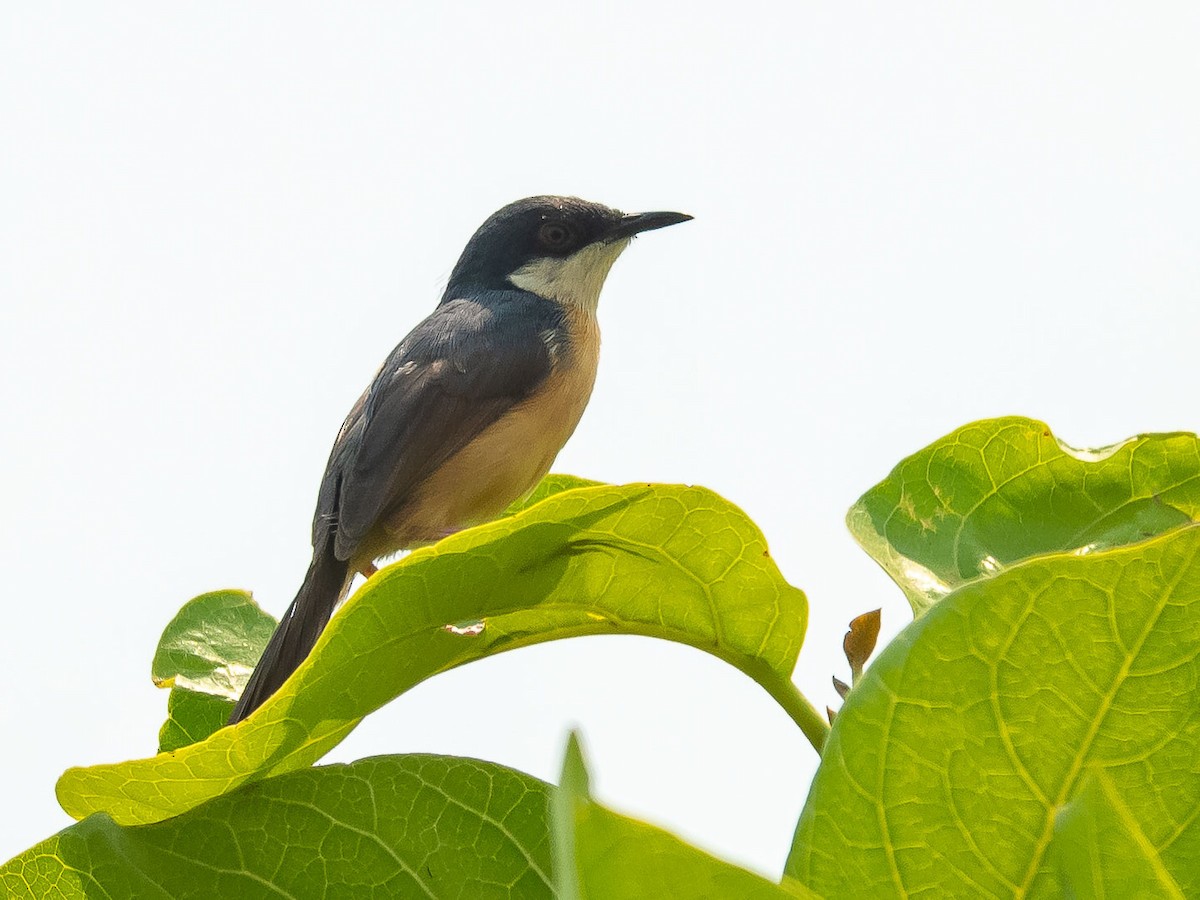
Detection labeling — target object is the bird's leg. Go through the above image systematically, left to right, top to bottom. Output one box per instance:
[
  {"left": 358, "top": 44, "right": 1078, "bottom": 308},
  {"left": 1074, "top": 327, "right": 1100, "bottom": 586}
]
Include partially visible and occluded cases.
[{"left": 359, "top": 561, "right": 378, "bottom": 579}]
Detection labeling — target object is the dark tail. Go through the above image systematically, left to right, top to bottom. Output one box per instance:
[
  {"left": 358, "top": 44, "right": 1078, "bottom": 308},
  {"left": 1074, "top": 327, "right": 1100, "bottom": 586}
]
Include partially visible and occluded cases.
[{"left": 228, "top": 539, "right": 350, "bottom": 724}]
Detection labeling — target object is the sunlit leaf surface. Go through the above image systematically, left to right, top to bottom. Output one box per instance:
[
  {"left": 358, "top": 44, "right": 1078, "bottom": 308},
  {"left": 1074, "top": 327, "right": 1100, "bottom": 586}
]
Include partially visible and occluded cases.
[
  {"left": 849, "top": 417, "right": 1200, "bottom": 612},
  {"left": 59, "top": 483, "right": 807, "bottom": 826},
  {"left": 787, "top": 524, "right": 1200, "bottom": 897},
  {"left": 151, "top": 590, "right": 277, "bottom": 752},
  {"left": 4, "top": 755, "right": 554, "bottom": 899},
  {"left": 1050, "top": 769, "right": 1191, "bottom": 899}
]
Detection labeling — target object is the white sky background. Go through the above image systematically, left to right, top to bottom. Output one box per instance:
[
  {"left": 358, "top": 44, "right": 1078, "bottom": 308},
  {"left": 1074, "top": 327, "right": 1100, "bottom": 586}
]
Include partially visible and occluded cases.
[{"left": 3, "top": 1, "right": 1199, "bottom": 878}]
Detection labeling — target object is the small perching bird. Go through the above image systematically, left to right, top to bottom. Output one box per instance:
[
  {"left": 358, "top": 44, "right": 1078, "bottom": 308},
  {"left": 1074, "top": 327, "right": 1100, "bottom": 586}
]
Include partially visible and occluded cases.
[{"left": 228, "top": 196, "right": 691, "bottom": 723}]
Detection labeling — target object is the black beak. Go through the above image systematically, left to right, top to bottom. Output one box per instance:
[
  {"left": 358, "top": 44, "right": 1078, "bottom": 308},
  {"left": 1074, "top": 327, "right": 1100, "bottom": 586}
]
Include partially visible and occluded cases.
[{"left": 608, "top": 210, "right": 693, "bottom": 241}]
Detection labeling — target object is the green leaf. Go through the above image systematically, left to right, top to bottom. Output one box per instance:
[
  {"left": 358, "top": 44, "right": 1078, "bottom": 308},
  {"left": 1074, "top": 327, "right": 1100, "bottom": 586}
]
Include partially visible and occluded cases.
[
  {"left": 849, "top": 417, "right": 1200, "bottom": 613},
  {"left": 504, "top": 474, "right": 604, "bottom": 515},
  {"left": 147, "top": 479, "right": 586, "bottom": 754},
  {"left": 59, "top": 483, "right": 811, "bottom": 825},
  {"left": 786, "top": 524, "right": 1200, "bottom": 897},
  {"left": 150, "top": 589, "right": 277, "bottom": 752},
  {"left": 151, "top": 589, "right": 278, "bottom": 695},
  {"left": 157, "top": 688, "right": 238, "bottom": 754},
  {"left": 553, "top": 732, "right": 816, "bottom": 899},
  {"left": 551, "top": 734, "right": 589, "bottom": 900},
  {"left": 3, "top": 755, "right": 554, "bottom": 898},
  {"left": 1051, "top": 769, "right": 1190, "bottom": 899}
]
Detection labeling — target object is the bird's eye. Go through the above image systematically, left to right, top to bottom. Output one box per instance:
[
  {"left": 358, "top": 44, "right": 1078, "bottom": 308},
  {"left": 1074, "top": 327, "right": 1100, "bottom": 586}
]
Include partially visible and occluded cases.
[{"left": 538, "top": 221, "right": 574, "bottom": 249}]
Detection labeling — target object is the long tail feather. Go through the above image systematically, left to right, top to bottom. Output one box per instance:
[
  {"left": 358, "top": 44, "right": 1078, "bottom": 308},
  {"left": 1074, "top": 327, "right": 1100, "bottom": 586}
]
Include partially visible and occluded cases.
[{"left": 227, "top": 540, "right": 350, "bottom": 724}]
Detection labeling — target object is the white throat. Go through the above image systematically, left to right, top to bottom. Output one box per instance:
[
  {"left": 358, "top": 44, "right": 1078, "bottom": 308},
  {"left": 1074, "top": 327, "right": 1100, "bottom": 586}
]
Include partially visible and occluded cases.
[{"left": 507, "top": 238, "right": 631, "bottom": 312}]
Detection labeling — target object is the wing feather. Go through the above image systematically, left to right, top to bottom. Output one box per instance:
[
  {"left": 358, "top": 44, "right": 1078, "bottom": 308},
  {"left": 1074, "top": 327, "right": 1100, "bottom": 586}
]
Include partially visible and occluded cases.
[{"left": 312, "top": 294, "right": 562, "bottom": 562}]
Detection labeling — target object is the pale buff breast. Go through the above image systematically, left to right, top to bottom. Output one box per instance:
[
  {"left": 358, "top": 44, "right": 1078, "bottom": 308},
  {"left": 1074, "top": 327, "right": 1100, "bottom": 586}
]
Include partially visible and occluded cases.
[{"left": 384, "top": 309, "right": 600, "bottom": 547}]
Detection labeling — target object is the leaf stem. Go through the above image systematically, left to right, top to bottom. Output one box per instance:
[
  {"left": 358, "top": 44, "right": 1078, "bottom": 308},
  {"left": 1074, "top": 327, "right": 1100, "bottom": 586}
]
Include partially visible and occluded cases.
[{"left": 763, "top": 673, "right": 829, "bottom": 755}]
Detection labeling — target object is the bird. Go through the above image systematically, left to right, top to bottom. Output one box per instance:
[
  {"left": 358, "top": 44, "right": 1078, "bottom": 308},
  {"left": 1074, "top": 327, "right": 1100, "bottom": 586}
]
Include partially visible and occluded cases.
[{"left": 227, "top": 195, "right": 691, "bottom": 723}]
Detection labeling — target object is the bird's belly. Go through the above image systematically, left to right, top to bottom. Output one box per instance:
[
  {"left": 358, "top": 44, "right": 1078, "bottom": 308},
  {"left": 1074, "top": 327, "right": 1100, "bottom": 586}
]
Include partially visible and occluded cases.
[{"left": 387, "top": 326, "right": 599, "bottom": 545}]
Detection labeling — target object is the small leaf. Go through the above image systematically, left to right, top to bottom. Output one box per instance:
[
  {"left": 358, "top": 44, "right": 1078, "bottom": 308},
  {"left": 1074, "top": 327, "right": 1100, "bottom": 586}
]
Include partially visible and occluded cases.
[
  {"left": 849, "top": 417, "right": 1200, "bottom": 613},
  {"left": 59, "top": 483, "right": 808, "bottom": 825},
  {"left": 786, "top": 523, "right": 1200, "bottom": 897},
  {"left": 151, "top": 589, "right": 276, "bottom": 697},
  {"left": 150, "top": 590, "right": 276, "bottom": 752},
  {"left": 842, "top": 609, "right": 880, "bottom": 682},
  {"left": 158, "top": 688, "right": 235, "bottom": 754},
  {"left": 552, "top": 731, "right": 816, "bottom": 899},
  {"left": 3, "top": 755, "right": 555, "bottom": 898}
]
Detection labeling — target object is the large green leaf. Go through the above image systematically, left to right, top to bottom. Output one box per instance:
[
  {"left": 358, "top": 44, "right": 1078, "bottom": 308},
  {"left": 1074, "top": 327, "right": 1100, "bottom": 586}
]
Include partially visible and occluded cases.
[
  {"left": 849, "top": 417, "right": 1200, "bottom": 612},
  {"left": 147, "top": 480, "right": 593, "bottom": 754},
  {"left": 59, "top": 483, "right": 814, "bottom": 825},
  {"left": 786, "top": 524, "right": 1200, "bottom": 897},
  {"left": 151, "top": 590, "right": 277, "bottom": 752},
  {"left": 552, "top": 733, "right": 815, "bottom": 899},
  {"left": 4, "top": 755, "right": 554, "bottom": 899},
  {"left": 1050, "top": 769, "right": 1190, "bottom": 899}
]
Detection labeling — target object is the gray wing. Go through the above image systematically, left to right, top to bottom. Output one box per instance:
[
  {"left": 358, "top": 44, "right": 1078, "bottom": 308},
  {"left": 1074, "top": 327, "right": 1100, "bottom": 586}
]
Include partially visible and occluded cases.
[{"left": 313, "top": 294, "right": 562, "bottom": 562}]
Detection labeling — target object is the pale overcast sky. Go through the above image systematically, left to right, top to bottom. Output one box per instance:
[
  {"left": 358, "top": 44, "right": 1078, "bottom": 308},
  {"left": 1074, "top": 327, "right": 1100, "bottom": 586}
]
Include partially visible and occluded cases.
[{"left": 3, "top": 2, "right": 1199, "bottom": 877}]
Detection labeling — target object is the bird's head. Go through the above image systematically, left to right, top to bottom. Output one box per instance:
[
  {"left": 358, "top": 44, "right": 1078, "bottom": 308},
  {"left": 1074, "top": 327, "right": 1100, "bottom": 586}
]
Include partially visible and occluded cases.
[{"left": 445, "top": 196, "right": 691, "bottom": 311}]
